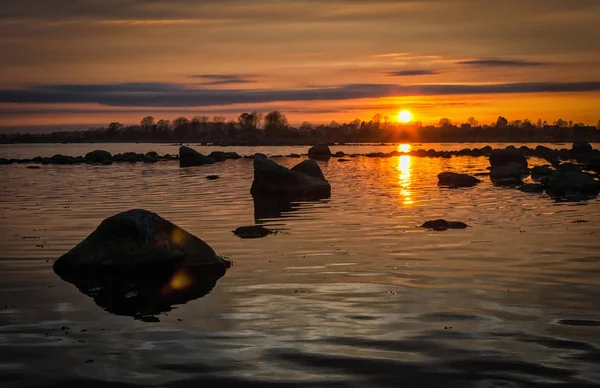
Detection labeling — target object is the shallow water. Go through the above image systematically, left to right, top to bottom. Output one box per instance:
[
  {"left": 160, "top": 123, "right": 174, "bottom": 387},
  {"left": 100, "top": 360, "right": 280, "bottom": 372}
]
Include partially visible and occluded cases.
[{"left": 0, "top": 143, "right": 599, "bottom": 387}]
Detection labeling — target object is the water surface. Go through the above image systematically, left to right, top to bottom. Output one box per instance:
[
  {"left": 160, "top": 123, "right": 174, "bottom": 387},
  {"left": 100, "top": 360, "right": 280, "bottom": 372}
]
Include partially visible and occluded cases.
[{"left": 0, "top": 144, "right": 599, "bottom": 387}]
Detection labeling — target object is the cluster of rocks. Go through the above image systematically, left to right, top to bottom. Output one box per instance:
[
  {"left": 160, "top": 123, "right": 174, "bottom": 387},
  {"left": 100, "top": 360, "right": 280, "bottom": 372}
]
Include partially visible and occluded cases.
[
  {"left": 437, "top": 142, "right": 600, "bottom": 201},
  {"left": 179, "top": 146, "right": 240, "bottom": 167},
  {"left": 0, "top": 150, "right": 178, "bottom": 166}
]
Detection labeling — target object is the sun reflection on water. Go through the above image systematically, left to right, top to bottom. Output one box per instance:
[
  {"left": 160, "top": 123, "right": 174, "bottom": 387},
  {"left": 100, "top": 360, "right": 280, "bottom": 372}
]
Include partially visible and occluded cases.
[
  {"left": 398, "top": 144, "right": 412, "bottom": 153},
  {"left": 397, "top": 154, "right": 413, "bottom": 205}
]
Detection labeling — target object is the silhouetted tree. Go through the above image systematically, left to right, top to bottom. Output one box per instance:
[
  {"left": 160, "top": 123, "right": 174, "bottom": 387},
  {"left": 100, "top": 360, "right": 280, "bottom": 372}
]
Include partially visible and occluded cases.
[
  {"left": 264, "top": 111, "right": 288, "bottom": 134},
  {"left": 238, "top": 112, "right": 263, "bottom": 130},
  {"left": 372, "top": 114, "right": 382, "bottom": 128},
  {"left": 140, "top": 116, "right": 155, "bottom": 131},
  {"left": 495, "top": 116, "right": 508, "bottom": 127},
  {"left": 467, "top": 117, "right": 479, "bottom": 127},
  {"left": 438, "top": 118, "right": 452, "bottom": 128},
  {"left": 554, "top": 118, "right": 568, "bottom": 128},
  {"left": 536, "top": 119, "right": 543, "bottom": 128},
  {"left": 299, "top": 121, "right": 313, "bottom": 131}
]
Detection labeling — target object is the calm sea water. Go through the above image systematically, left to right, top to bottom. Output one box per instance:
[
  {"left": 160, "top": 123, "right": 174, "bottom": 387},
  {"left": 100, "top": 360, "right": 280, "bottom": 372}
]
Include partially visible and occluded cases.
[{"left": 0, "top": 143, "right": 599, "bottom": 387}]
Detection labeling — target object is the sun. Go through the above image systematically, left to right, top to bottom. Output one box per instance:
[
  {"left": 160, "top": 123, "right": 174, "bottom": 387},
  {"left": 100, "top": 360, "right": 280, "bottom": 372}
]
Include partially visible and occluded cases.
[{"left": 398, "top": 110, "right": 412, "bottom": 123}]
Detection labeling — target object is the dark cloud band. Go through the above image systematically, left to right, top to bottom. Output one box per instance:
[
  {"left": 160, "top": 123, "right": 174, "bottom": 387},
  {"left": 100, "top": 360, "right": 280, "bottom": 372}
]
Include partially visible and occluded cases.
[{"left": 1, "top": 81, "right": 599, "bottom": 107}]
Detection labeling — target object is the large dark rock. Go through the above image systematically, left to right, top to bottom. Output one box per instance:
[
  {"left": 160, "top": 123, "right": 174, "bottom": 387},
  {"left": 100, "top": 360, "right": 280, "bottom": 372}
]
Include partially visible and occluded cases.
[
  {"left": 572, "top": 140, "right": 592, "bottom": 154},
  {"left": 308, "top": 144, "right": 332, "bottom": 157},
  {"left": 534, "top": 145, "right": 553, "bottom": 158},
  {"left": 179, "top": 146, "right": 215, "bottom": 167},
  {"left": 489, "top": 148, "right": 528, "bottom": 169},
  {"left": 85, "top": 150, "right": 112, "bottom": 163},
  {"left": 209, "top": 151, "right": 227, "bottom": 162},
  {"left": 51, "top": 154, "right": 76, "bottom": 165},
  {"left": 250, "top": 157, "right": 331, "bottom": 199},
  {"left": 291, "top": 160, "right": 326, "bottom": 180},
  {"left": 490, "top": 163, "right": 528, "bottom": 180},
  {"left": 555, "top": 163, "right": 582, "bottom": 174},
  {"left": 531, "top": 166, "right": 554, "bottom": 177},
  {"left": 544, "top": 171, "right": 600, "bottom": 195},
  {"left": 437, "top": 172, "right": 481, "bottom": 188},
  {"left": 493, "top": 177, "right": 523, "bottom": 187},
  {"left": 519, "top": 183, "right": 545, "bottom": 193},
  {"left": 53, "top": 209, "right": 230, "bottom": 274},
  {"left": 421, "top": 219, "right": 469, "bottom": 231}
]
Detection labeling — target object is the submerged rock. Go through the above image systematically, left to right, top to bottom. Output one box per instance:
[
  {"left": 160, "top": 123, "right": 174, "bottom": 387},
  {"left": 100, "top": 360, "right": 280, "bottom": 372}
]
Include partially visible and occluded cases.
[
  {"left": 572, "top": 140, "right": 593, "bottom": 155},
  {"left": 308, "top": 144, "right": 332, "bottom": 157},
  {"left": 179, "top": 146, "right": 215, "bottom": 167},
  {"left": 489, "top": 148, "right": 528, "bottom": 169},
  {"left": 85, "top": 150, "right": 112, "bottom": 163},
  {"left": 208, "top": 151, "right": 227, "bottom": 162},
  {"left": 225, "top": 152, "right": 241, "bottom": 159},
  {"left": 143, "top": 155, "right": 157, "bottom": 163},
  {"left": 250, "top": 157, "right": 331, "bottom": 199},
  {"left": 338, "top": 158, "right": 351, "bottom": 162},
  {"left": 291, "top": 160, "right": 326, "bottom": 180},
  {"left": 490, "top": 163, "right": 528, "bottom": 180},
  {"left": 26, "top": 165, "right": 41, "bottom": 169},
  {"left": 531, "top": 166, "right": 554, "bottom": 177},
  {"left": 544, "top": 171, "right": 600, "bottom": 196},
  {"left": 437, "top": 172, "right": 481, "bottom": 188},
  {"left": 206, "top": 175, "right": 220, "bottom": 180},
  {"left": 493, "top": 177, "right": 523, "bottom": 187},
  {"left": 519, "top": 183, "right": 545, "bottom": 193},
  {"left": 53, "top": 209, "right": 230, "bottom": 274},
  {"left": 421, "top": 219, "right": 469, "bottom": 231},
  {"left": 233, "top": 225, "right": 273, "bottom": 239}
]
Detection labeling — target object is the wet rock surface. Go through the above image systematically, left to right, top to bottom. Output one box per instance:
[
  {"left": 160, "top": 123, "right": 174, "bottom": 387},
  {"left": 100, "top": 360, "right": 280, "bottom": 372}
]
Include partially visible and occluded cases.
[
  {"left": 179, "top": 146, "right": 215, "bottom": 167},
  {"left": 250, "top": 157, "right": 331, "bottom": 200},
  {"left": 437, "top": 172, "right": 481, "bottom": 188},
  {"left": 53, "top": 209, "right": 230, "bottom": 274},
  {"left": 421, "top": 219, "right": 469, "bottom": 231},
  {"left": 233, "top": 225, "right": 274, "bottom": 239}
]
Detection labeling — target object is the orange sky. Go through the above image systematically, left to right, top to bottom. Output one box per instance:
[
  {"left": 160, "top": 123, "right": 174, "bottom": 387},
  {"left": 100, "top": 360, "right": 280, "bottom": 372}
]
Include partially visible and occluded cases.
[{"left": 0, "top": 0, "right": 599, "bottom": 131}]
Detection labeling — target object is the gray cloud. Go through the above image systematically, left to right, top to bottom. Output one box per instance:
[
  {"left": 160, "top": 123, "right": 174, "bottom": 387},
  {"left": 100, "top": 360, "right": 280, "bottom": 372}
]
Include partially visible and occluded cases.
[
  {"left": 458, "top": 59, "right": 550, "bottom": 67},
  {"left": 388, "top": 70, "right": 439, "bottom": 76},
  {"left": 189, "top": 74, "right": 256, "bottom": 86},
  {"left": 1, "top": 81, "right": 599, "bottom": 107}
]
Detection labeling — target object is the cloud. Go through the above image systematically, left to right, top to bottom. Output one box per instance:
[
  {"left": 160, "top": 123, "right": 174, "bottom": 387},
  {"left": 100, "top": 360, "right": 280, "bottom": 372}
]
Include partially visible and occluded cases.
[
  {"left": 457, "top": 59, "right": 550, "bottom": 67},
  {"left": 388, "top": 70, "right": 439, "bottom": 76},
  {"left": 189, "top": 74, "right": 256, "bottom": 86},
  {"left": 1, "top": 81, "right": 599, "bottom": 107}
]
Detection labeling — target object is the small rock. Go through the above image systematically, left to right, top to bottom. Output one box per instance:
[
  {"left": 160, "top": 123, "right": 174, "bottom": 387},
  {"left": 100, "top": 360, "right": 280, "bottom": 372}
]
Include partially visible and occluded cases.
[
  {"left": 308, "top": 144, "right": 332, "bottom": 157},
  {"left": 85, "top": 150, "right": 112, "bottom": 163},
  {"left": 26, "top": 165, "right": 41, "bottom": 169},
  {"left": 531, "top": 166, "right": 553, "bottom": 177},
  {"left": 437, "top": 172, "right": 481, "bottom": 188},
  {"left": 206, "top": 175, "right": 220, "bottom": 180},
  {"left": 493, "top": 177, "right": 523, "bottom": 187},
  {"left": 519, "top": 183, "right": 544, "bottom": 193},
  {"left": 421, "top": 219, "right": 469, "bottom": 231},
  {"left": 233, "top": 225, "right": 273, "bottom": 239}
]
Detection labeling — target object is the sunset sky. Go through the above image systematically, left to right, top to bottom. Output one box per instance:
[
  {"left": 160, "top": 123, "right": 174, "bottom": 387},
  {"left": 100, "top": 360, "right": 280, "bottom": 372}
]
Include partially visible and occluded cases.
[{"left": 0, "top": 0, "right": 599, "bottom": 132}]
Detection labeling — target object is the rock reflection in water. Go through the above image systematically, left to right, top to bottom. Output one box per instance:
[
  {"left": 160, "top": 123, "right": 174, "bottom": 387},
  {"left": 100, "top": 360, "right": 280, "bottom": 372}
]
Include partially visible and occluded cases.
[{"left": 54, "top": 264, "right": 225, "bottom": 322}]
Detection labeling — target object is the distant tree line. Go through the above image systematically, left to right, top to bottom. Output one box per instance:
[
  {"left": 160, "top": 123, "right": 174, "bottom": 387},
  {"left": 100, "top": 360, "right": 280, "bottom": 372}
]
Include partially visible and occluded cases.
[{"left": 2, "top": 112, "right": 599, "bottom": 144}]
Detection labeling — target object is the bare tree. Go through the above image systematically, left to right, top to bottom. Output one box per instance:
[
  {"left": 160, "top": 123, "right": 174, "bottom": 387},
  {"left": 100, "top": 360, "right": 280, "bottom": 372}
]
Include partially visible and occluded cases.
[
  {"left": 264, "top": 111, "right": 288, "bottom": 132},
  {"left": 140, "top": 116, "right": 155, "bottom": 130},
  {"left": 467, "top": 117, "right": 479, "bottom": 127},
  {"left": 438, "top": 118, "right": 452, "bottom": 128}
]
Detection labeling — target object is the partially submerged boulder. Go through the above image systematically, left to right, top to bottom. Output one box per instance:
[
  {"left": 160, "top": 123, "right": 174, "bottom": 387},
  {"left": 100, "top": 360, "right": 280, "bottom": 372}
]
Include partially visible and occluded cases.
[
  {"left": 572, "top": 140, "right": 593, "bottom": 155},
  {"left": 308, "top": 144, "right": 332, "bottom": 157},
  {"left": 179, "top": 146, "right": 215, "bottom": 167},
  {"left": 489, "top": 148, "right": 528, "bottom": 169},
  {"left": 85, "top": 150, "right": 112, "bottom": 163},
  {"left": 251, "top": 157, "right": 331, "bottom": 200},
  {"left": 291, "top": 160, "right": 326, "bottom": 180},
  {"left": 490, "top": 163, "right": 528, "bottom": 180},
  {"left": 531, "top": 166, "right": 554, "bottom": 177},
  {"left": 544, "top": 171, "right": 600, "bottom": 196},
  {"left": 437, "top": 172, "right": 481, "bottom": 188},
  {"left": 519, "top": 183, "right": 545, "bottom": 193},
  {"left": 53, "top": 209, "right": 230, "bottom": 274},
  {"left": 421, "top": 219, "right": 469, "bottom": 231},
  {"left": 233, "top": 225, "right": 273, "bottom": 239}
]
